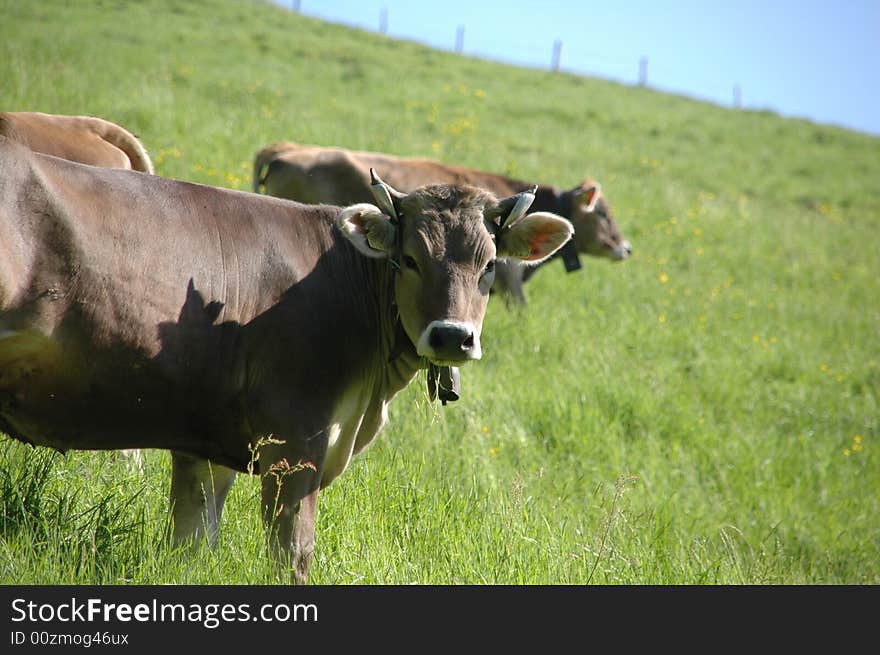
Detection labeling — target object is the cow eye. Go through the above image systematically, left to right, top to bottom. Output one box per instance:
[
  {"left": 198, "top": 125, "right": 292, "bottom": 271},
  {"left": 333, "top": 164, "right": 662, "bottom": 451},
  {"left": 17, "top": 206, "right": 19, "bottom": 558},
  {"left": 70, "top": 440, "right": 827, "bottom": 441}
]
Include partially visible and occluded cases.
[
  {"left": 402, "top": 255, "right": 419, "bottom": 271},
  {"left": 484, "top": 260, "right": 495, "bottom": 274}
]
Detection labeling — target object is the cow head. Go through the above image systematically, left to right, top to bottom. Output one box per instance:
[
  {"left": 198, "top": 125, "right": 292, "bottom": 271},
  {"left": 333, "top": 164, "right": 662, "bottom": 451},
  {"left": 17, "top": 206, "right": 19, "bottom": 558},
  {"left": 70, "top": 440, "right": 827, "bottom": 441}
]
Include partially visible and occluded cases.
[
  {"left": 338, "top": 170, "right": 573, "bottom": 365},
  {"left": 564, "top": 180, "right": 632, "bottom": 261}
]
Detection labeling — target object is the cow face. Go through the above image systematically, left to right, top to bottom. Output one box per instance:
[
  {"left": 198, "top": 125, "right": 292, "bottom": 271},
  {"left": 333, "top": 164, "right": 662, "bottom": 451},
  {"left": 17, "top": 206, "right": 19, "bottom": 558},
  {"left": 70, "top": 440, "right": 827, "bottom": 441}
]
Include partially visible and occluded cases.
[
  {"left": 338, "top": 173, "right": 572, "bottom": 365},
  {"left": 566, "top": 180, "right": 632, "bottom": 261}
]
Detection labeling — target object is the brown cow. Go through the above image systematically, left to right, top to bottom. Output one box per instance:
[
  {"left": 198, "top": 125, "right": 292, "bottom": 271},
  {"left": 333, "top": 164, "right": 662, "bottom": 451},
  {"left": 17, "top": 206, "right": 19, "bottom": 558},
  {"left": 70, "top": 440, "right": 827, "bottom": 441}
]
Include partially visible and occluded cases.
[
  {"left": 0, "top": 111, "right": 154, "bottom": 174},
  {"left": 0, "top": 136, "right": 572, "bottom": 582},
  {"left": 253, "top": 141, "right": 631, "bottom": 304}
]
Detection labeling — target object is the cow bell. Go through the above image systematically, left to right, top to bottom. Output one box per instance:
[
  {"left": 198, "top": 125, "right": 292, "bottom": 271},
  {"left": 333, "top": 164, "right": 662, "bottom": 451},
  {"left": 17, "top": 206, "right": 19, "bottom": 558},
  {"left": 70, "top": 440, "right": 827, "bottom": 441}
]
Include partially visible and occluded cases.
[
  {"left": 559, "top": 239, "right": 582, "bottom": 272},
  {"left": 427, "top": 364, "right": 461, "bottom": 405}
]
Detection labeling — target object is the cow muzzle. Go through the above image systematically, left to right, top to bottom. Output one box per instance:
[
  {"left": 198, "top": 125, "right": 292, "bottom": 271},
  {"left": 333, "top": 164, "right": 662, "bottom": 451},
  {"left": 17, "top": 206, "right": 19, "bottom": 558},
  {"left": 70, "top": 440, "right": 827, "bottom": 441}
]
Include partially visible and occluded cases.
[
  {"left": 613, "top": 240, "right": 633, "bottom": 261},
  {"left": 417, "top": 320, "right": 482, "bottom": 364}
]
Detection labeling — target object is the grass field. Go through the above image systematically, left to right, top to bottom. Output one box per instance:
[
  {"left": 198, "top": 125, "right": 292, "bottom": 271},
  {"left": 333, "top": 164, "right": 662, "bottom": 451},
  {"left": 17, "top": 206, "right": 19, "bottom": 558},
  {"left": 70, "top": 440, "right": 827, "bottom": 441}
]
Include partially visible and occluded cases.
[{"left": 0, "top": 0, "right": 877, "bottom": 584}]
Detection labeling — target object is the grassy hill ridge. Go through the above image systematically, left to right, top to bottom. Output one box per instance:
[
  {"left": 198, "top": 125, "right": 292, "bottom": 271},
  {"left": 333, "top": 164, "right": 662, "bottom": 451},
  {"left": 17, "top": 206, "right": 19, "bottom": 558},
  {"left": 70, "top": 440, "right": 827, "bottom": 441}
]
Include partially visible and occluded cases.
[{"left": 0, "top": 0, "right": 877, "bottom": 584}]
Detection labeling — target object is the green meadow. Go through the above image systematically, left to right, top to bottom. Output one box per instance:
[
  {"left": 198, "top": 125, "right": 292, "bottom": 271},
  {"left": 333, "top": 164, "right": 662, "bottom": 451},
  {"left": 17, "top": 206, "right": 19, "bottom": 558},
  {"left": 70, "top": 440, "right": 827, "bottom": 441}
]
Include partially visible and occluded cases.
[{"left": 0, "top": 0, "right": 877, "bottom": 584}]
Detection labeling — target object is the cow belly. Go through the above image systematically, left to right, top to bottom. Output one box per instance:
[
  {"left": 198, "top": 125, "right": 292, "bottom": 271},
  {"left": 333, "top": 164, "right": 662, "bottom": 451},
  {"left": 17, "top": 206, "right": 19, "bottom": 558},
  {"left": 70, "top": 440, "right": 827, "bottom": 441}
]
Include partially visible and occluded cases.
[
  {"left": 0, "top": 328, "right": 91, "bottom": 449},
  {"left": 0, "top": 328, "right": 65, "bottom": 383},
  {"left": 0, "top": 329, "right": 249, "bottom": 466}
]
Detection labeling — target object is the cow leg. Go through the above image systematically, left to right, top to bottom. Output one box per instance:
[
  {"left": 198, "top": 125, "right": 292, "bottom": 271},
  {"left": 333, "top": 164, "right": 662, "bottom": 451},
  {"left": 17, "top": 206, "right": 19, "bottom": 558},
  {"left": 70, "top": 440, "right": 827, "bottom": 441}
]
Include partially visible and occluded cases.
[
  {"left": 169, "top": 451, "right": 237, "bottom": 547},
  {"left": 260, "top": 463, "right": 321, "bottom": 584}
]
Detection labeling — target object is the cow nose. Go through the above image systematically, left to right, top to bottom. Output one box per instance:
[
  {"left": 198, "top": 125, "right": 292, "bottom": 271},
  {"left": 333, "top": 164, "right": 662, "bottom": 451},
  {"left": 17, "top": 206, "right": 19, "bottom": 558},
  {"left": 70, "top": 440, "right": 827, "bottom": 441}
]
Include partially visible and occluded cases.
[
  {"left": 615, "top": 240, "right": 633, "bottom": 260},
  {"left": 417, "top": 320, "right": 482, "bottom": 362},
  {"left": 429, "top": 325, "right": 474, "bottom": 352}
]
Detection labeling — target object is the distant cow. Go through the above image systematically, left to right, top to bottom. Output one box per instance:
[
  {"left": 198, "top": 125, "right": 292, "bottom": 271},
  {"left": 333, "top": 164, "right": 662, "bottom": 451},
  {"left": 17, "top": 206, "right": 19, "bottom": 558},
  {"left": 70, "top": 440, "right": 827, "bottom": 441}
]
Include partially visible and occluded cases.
[
  {"left": 0, "top": 111, "right": 154, "bottom": 174},
  {"left": 0, "top": 137, "right": 571, "bottom": 582},
  {"left": 253, "top": 141, "right": 631, "bottom": 304}
]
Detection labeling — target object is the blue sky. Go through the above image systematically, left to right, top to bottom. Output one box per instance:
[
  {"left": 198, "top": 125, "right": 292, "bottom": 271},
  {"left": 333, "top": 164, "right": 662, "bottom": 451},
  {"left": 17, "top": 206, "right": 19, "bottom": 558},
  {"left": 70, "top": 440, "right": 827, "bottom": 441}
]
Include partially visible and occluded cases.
[{"left": 282, "top": 0, "right": 879, "bottom": 136}]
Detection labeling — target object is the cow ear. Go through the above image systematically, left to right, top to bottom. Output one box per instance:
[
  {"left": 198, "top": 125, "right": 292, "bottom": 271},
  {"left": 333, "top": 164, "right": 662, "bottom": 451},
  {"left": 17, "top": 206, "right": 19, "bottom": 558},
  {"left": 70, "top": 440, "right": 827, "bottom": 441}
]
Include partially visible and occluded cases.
[
  {"left": 573, "top": 181, "right": 601, "bottom": 212},
  {"left": 337, "top": 203, "right": 397, "bottom": 258},
  {"left": 497, "top": 211, "right": 573, "bottom": 263}
]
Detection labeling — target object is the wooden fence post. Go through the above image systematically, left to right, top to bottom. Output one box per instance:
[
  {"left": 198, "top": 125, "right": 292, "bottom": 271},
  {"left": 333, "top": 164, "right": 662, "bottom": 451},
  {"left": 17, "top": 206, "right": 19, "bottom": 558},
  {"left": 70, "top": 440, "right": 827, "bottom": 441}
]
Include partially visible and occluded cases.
[
  {"left": 379, "top": 7, "right": 388, "bottom": 34},
  {"left": 455, "top": 25, "right": 465, "bottom": 53},
  {"left": 551, "top": 40, "right": 562, "bottom": 72},
  {"left": 638, "top": 56, "right": 648, "bottom": 86}
]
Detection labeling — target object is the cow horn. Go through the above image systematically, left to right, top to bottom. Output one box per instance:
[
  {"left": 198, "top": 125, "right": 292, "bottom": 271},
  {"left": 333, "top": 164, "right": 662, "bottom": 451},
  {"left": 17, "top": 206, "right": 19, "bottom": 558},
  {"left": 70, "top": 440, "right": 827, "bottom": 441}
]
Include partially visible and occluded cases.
[
  {"left": 370, "top": 168, "right": 404, "bottom": 218},
  {"left": 500, "top": 186, "right": 537, "bottom": 229}
]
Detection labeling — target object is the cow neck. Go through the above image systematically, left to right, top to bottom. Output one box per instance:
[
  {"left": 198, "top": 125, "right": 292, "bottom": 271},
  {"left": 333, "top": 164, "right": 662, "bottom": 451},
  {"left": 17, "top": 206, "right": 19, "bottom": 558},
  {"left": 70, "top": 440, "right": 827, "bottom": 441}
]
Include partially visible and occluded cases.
[
  {"left": 529, "top": 185, "right": 563, "bottom": 214},
  {"left": 534, "top": 186, "right": 581, "bottom": 273},
  {"left": 517, "top": 187, "right": 581, "bottom": 286},
  {"left": 370, "top": 202, "right": 459, "bottom": 404},
  {"left": 367, "top": 256, "right": 422, "bottom": 398}
]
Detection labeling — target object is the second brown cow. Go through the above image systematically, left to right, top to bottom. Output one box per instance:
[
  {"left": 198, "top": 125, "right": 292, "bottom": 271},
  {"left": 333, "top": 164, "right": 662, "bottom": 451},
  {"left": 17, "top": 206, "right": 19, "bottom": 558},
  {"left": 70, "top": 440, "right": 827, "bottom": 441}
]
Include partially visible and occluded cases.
[
  {"left": 0, "top": 111, "right": 155, "bottom": 174},
  {"left": 253, "top": 141, "right": 631, "bottom": 304}
]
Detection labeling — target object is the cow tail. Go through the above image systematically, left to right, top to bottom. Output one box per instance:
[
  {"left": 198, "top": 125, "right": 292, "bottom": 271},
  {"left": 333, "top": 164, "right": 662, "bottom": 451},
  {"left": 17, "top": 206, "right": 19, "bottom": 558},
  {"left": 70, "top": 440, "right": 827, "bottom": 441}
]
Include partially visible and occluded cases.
[
  {"left": 96, "top": 119, "right": 156, "bottom": 174},
  {"left": 117, "top": 134, "right": 155, "bottom": 175}
]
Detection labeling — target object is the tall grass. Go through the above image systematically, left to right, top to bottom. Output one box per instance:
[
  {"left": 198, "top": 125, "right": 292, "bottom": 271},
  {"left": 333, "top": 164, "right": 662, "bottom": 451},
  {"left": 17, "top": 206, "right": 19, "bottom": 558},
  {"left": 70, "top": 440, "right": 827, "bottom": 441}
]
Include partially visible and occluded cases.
[{"left": 0, "top": 0, "right": 877, "bottom": 584}]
